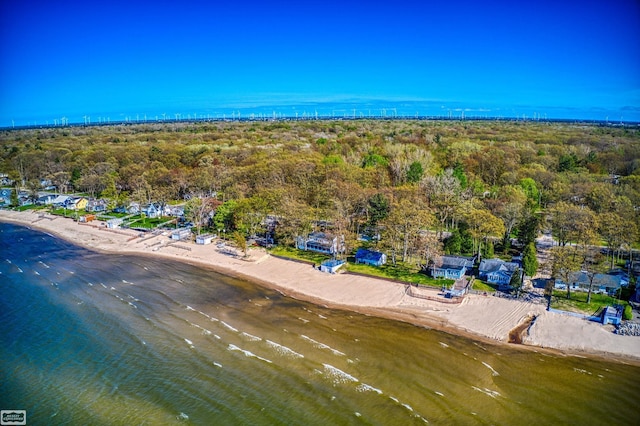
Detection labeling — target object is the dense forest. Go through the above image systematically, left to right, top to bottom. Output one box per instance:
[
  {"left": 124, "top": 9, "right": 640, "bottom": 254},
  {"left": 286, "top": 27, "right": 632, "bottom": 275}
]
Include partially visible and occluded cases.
[{"left": 2, "top": 119, "right": 640, "bottom": 284}]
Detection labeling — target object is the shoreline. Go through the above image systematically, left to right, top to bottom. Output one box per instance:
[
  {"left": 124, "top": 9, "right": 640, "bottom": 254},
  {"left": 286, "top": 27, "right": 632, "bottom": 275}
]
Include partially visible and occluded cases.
[{"left": 2, "top": 209, "right": 639, "bottom": 364}]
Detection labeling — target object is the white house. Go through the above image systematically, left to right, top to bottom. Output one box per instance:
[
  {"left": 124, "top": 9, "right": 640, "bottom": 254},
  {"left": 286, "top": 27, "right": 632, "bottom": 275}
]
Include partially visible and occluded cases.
[{"left": 297, "top": 232, "right": 344, "bottom": 255}]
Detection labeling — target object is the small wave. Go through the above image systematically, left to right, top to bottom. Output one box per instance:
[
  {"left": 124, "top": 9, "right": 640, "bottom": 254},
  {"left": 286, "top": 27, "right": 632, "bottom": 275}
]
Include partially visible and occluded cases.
[
  {"left": 17, "top": 267, "right": 23, "bottom": 273},
  {"left": 34, "top": 271, "right": 40, "bottom": 275},
  {"left": 317, "top": 314, "right": 327, "bottom": 319},
  {"left": 298, "top": 317, "right": 310, "bottom": 324},
  {"left": 221, "top": 321, "right": 238, "bottom": 333},
  {"left": 240, "top": 332, "right": 262, "bottom": 342},
  {"left": 301, "top": 335, "right": 345, "bottom": 356},
  {"left": 184, "top": 338, "right": 194, "bottom": 348},
  {"left": 265, "top": 340, "right": 304, "bottom": 358},
  {"left": 439, "top": 342, "right": 449, "bottom": 348},
  {"left": 228, "top": 344, "right": 272, "bottom": 363},
  {"left": 213, "top": 362, "right": 222, "bottom": 368},
  {"left": 481, "top": 362, "right": 499, "bottom": 376},
  {"left": 322, "top": 364, "right": 358, "bottom": 384},
  {"left": 356, "top": 383, "right": 383, "bottom": 394},
  {"left": 472, "top": 386, "right": 501, "bottom": 399},
  {"left": 435, "top": 391, "right": 444, "bottom": 396},
  {"left": 401, "top": 403, "right": 414, "bottom": 412},
  {"left": 176, "top": 412, "right": 189, "bottom": 421}
]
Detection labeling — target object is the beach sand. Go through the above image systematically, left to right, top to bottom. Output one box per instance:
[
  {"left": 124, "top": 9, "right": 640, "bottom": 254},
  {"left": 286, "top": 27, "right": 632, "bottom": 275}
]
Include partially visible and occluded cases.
[{"left": 2, "top": 209, "right": 639, "bottom": 362}]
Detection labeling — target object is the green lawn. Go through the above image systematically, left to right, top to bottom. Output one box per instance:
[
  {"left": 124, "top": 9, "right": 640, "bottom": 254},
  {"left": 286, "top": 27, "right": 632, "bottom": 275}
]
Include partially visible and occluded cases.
[
  {"left": 126, "top": 216, "right": 174, "bottom": 229},
  {"left": 268, "top": 246, "right": 331, "bottom": 264},
  {"left": 269, "top": 246, "right": 453, "bottom": 287},
  {"left": 344, "top": 261, "right": 452, "bottom": 287},
  {"left": 472, "top": 281, "right": 498, "bottom": 292},
  {"left": 550, "top": 290, "right": 628, "bottom": 315}
]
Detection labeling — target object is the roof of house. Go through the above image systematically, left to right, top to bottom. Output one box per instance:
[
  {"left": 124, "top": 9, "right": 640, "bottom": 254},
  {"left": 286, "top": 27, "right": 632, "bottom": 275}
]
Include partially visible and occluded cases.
[
  {"left": 52, "top": 195, "right": 70, "bottom": 204},
  {"left": 355, "top": 248, "right": 385, "bottom": 262},
  {"left": 439, "top": 255, "right": 475, "bottom": 270},
  {"left": 479, "top": 258, "right": 519, "bottom": 274},
  {"left": 561, "top": 271, "right": 626, "bottom": 288}
]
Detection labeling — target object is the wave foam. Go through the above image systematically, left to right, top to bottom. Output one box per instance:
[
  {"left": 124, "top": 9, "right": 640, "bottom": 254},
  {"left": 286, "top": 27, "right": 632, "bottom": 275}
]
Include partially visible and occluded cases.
[{"left": 265, "top": 340, "right": 304, "bottom": 358}]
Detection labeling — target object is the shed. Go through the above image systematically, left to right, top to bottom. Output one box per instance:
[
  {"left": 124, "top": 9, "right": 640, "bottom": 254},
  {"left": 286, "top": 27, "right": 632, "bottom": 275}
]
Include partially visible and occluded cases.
[
  {"left": 79, "top": 214, "right": 96, "bottom": 223},
  {"left": 107, "top": 218, "right": 123, "bottom": 229},
  {"left": 171, "top": 228, "right": 192, "bottom": 241},
  {"left": 196, "top": 234, "right": 215, "bottom": 245},
  {"left": 355, "top": 248, "right": 387, "bottom": 266},
  {"left": 320, "top": 259, "right": 345, "bottom": 274},
  {"left": 602, "top": 306, "right": 622, "bottom": 325}
]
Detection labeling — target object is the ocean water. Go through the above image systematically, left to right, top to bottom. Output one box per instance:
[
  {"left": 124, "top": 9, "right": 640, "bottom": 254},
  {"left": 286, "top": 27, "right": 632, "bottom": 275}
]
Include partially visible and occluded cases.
[{"left": 1, "top": 222, "right": 639, "bottom": 425}]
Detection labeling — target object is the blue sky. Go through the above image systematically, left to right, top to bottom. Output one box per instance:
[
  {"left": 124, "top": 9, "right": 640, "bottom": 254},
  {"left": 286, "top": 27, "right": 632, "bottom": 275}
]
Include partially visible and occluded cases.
[{"left": 1, "top": 0, "right": 639, "bottom": 125}]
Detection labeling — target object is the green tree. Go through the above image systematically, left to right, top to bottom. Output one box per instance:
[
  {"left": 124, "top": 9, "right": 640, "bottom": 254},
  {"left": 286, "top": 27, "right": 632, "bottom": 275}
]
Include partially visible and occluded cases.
[
  {"left": 406, "top": 161, "right": 424, "bottom": 183},
  {"left": 10, "top": 185, "right": 19, "bottom": 207},
  {"left": 367, "top": 193, "right": 389, "bottom": 227},
  {"left": 213, "top": 200, "right": 237, "bottom": 233},
  {"left": 463, "top": 207, "right": 505, "bottom": 259},
  {"left": 443, "top": 228, "right": 462, "bottom": 254},
  {"left": 233, "top": 231, "right": 248, "bottom": 257},
  {"left": 522, "top": 242, "right": 538, "bottom": 277},
  {"left": 550, "top": 246, "right": 582, "bottom": 300},
  {"left": 510, "top": 267, "right": 524, "bottom": 297}
]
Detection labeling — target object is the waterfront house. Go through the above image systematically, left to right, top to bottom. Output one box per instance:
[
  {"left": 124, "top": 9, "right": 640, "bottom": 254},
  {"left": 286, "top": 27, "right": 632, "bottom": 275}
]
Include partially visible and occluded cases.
[
  {"left": 0, "top": 188, "right": 12, "bottom": 206},
  {"left": 37, "top": 193, "right": 57, "bottom": 205},
  {"left": 52, "top": 195, "right": 70, "bottom": 207},
  {"left": 65, "top": 197, "right": 88, "bottom": 210},
  {"left": 86, "top": 199, "right": 108, "bottom": 212},
  {"left": 127, "top": 203, "right": 140, "bottom": 215},
  {"left": 143, "top": 203, "right": 163, "bottom": 219},
  {"left": 297, "top": 232, "right": 344, "bottom": 255},
  {"left": 355, "top": 248, "right": 387, "bottom": 266},
  {"left": 430, "top": 255, "right": 475, "bottom": 280},
  {"left": 478, "top": 258, "right": 520, "bottom": 286},
  {"left": 554, "top": 271, "right": 628, "bottom": 296}
]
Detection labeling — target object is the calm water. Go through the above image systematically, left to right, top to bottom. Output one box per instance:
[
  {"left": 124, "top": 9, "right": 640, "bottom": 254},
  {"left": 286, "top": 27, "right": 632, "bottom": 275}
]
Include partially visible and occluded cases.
[{"left": 1, "top": 222, "right": 639, "bottom": 425}]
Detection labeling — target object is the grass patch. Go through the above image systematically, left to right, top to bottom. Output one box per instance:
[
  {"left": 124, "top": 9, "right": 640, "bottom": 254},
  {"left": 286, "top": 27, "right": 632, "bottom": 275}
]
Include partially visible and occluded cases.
[
  {"left": 126, "top": 215, "right": 174, "bottom": 229},
  {"left": 268, "top": 246, "right": 331, "bottom": 264},
  {"left": 345, "top": 260, "right": 453, "bottom": 288},
  {"left": 472, "top": 281, "right": 498, "bottom": 292},
  {"left": 550, "top": 290, "right": 627, "bottom": 315}
]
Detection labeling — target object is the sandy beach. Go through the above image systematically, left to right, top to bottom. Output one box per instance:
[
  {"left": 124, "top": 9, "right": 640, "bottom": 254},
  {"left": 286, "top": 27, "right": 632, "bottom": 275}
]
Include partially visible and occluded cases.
[{"left": 2, "top": 209, "right": 639, "bottom": 362}]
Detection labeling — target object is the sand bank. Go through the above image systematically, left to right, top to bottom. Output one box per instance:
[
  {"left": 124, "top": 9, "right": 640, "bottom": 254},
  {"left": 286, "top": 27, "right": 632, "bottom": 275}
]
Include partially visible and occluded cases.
[{"left": 2, "top": 209, "right": 639, "bottom": 362}]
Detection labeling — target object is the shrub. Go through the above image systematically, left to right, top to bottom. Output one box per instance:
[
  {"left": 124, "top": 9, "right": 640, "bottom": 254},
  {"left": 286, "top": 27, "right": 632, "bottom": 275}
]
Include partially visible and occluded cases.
[{"left": 623, "top": 304, "right": 633, "bottom": 321}]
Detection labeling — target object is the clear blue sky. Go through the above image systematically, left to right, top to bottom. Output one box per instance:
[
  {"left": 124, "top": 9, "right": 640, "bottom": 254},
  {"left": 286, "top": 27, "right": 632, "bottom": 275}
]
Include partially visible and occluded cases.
[{"left": 1, "top": 0, "right": 639, "bottom": 125}]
